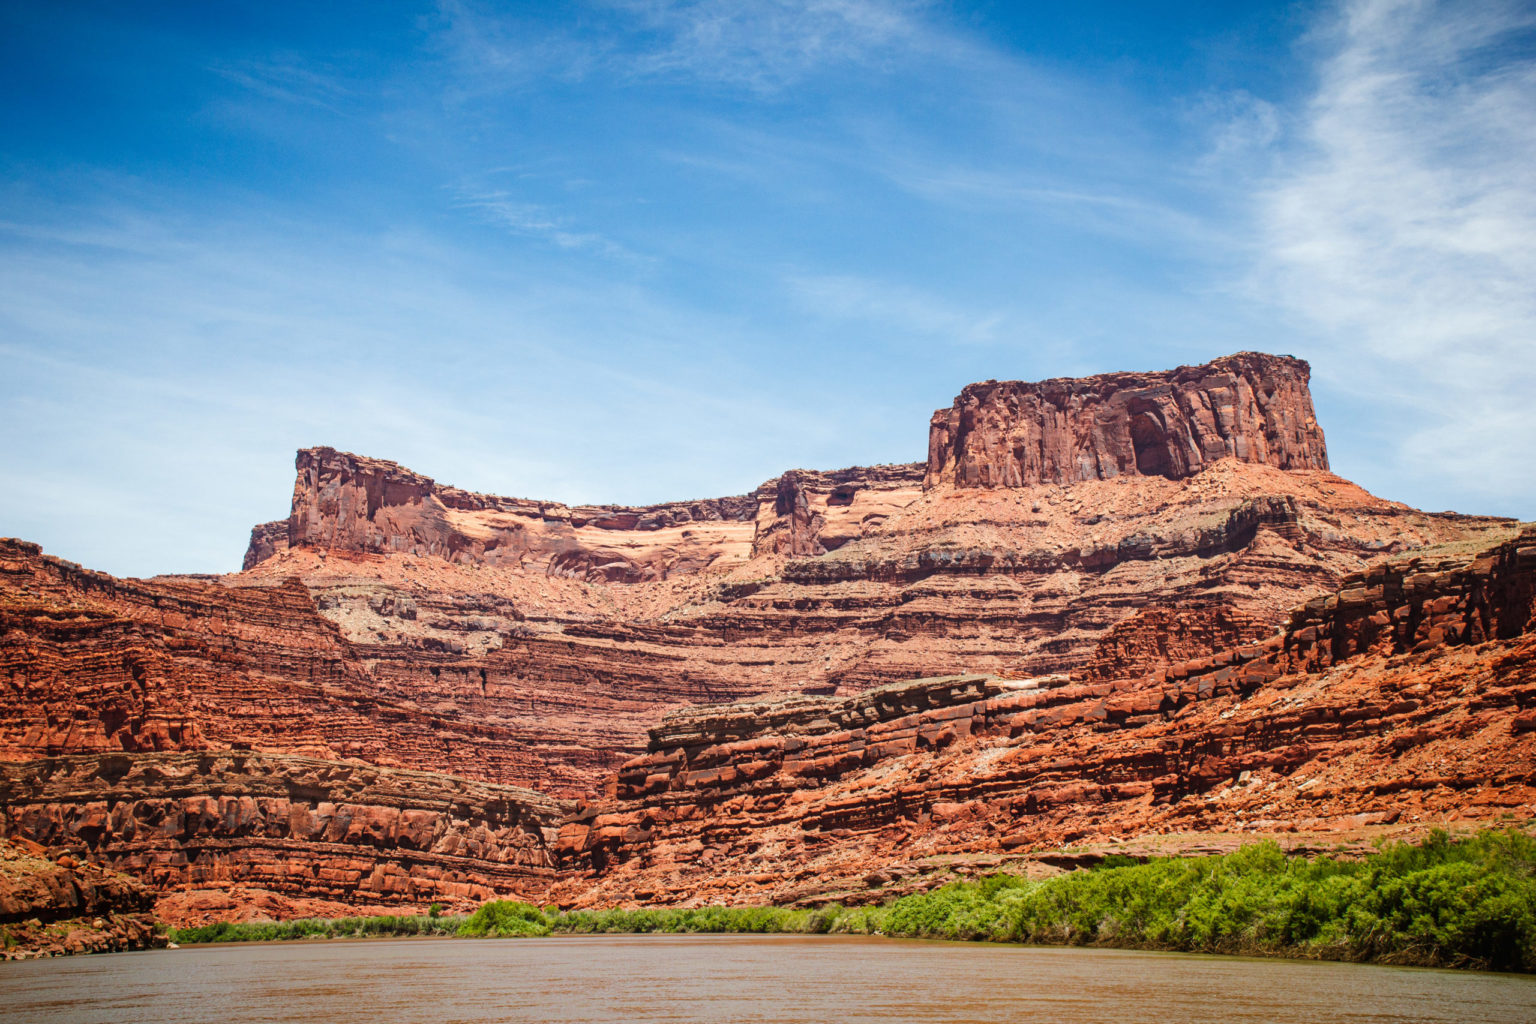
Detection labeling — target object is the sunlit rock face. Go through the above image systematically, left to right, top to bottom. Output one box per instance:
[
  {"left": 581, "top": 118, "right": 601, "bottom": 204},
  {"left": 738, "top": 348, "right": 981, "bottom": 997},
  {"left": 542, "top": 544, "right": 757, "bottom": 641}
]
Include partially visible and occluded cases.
[
  {"left": 924, "top": 352, "right": 1328, "bottom": 489},
  {"left": 554, "top": 528, "right": 1536, "bottom": 910}
]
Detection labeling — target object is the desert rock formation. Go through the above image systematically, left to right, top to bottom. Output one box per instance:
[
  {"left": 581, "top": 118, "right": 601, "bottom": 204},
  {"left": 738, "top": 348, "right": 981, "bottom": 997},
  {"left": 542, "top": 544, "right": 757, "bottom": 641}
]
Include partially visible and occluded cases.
[
  {"left": 1, "top": 351, "right": 1530, "bottom": 921},
  {"left": 925, "top": 352, "right": 1327, "bottom": 488},
  {"left": 554, "top": 528, "right": 1536, "bottom": 907},
  {"left": 0, "top": 753, "right": 567, "bottom": 926},
  {"left": 0, "top": 835, "right": 163, "bottom": 957}
]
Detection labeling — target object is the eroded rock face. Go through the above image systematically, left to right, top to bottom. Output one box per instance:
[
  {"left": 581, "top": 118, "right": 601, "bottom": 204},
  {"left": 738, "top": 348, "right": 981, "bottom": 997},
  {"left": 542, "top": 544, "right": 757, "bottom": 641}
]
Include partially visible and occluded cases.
[
  {"left": 924, "top": 352, "right": 1328, "bottom": 489},
  {"left": 750, "top": 465, "right": 927, "bottom": 558},
  {"left": 242, "top": 520, "right": 289, "bottom": 571},
  {"left": 553, "top": 529, "right": 1536, "bottom": 908},
  {"left": 0, "top": 538, "right": 782, "bottom": 794},
  {"left": 0, "top": 753, "right": 569, "bottom": 919},
  {"left": 0, "top": 835, "right": 162, "bottom": 958}
]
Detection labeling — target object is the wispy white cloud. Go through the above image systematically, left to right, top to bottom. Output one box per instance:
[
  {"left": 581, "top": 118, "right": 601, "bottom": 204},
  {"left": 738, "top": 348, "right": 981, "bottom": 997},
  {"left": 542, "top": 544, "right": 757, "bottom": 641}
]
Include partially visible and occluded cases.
[
  {"left": 435, "top": 0, "right": 936, "bottom": 94},
  {"left": 611, "top": 0, "right": 931, "bottom": 90},
  {"left": 1256, "top": 0, "right": 1536, "bottom": 511},
  {"left": 207, "top": 57, "right": 357, "bottom": 112},
  {"left": 1190, "top": 90, "right": 1281, "bottom": 171},
  {"left": 901, "top": 162, "right": 1219, "bottom": 236},
  {"left": 453, "top": 189, "right": 646, "bottom": 262},
  {"left": 787, "top": 271, "right": 1003, "bottom": 344}
]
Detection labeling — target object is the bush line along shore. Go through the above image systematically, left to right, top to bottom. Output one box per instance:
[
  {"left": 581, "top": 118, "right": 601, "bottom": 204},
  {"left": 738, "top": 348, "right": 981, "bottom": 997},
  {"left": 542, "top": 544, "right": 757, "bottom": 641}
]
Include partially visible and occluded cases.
[{"left": 167, "top": 829, "right": 1536, "bottom": 973}]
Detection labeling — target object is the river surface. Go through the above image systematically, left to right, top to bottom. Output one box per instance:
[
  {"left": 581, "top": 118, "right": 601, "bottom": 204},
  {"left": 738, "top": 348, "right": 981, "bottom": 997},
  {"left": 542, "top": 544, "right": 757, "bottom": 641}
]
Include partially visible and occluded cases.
[{"left": 2, "top": 935, "right": 1533, "bottom": 1024}]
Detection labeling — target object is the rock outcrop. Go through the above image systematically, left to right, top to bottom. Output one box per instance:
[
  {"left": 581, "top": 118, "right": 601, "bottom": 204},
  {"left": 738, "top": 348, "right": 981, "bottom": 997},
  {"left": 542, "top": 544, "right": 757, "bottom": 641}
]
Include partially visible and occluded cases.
[
  {"left": 924, "top": 352, "right": 1327, "bottom": 489},
  {"left": 252, "top": 447, "right": 929, "bottom": 582},
  {"left": 750, "top": 465, "right": 926, "bottom": 558},
  {"left": 241, "top": 520, "right": 289, "bottom": 571},
  {"left": 0, "top": 537, "right": 784, "bottom": 794},
  {"left": 0, "top": 753, "right": 568, "bottom": 923},
  {"left": 0, "top": 835, "right": 162, "bottom": 958}
]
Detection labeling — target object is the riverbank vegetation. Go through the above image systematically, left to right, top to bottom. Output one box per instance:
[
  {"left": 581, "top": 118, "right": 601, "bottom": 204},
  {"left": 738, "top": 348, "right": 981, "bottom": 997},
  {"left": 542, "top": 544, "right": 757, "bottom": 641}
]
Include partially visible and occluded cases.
[
  {"left": 170, "top": 828, "right": 1536, "bottom": 972},
  {"left": 171, "top": 913, "right": 464, "bottom": 944}
]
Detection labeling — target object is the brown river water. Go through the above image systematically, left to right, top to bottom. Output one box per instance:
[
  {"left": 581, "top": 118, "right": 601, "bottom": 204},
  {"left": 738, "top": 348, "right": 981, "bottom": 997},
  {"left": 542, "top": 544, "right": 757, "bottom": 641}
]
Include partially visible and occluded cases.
[{"left": 2, "top": 935, "right": 1533, "bottom": 1024}]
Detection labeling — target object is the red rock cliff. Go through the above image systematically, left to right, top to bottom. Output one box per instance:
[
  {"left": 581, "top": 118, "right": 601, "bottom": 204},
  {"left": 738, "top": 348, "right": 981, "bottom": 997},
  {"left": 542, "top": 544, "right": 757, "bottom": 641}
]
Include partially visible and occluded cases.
[
  {"left": 925, "top": 352, "right": 1327, "bottom": 489},
  {"left": 554, "top": 528, "right": 1536, "bottom": 908}
]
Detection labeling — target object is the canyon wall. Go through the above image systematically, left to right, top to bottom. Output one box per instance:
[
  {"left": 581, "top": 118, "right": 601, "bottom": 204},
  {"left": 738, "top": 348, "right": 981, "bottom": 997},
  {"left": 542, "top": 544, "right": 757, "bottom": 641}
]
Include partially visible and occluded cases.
[
  {"left": 2, "top": 351, "right": 1529, "bottom": 921},
  {"left": 924, "top": 352, "right": 1327, "bottom": 489},
  {"left": 4, "top": 358, "right": 1513, "bottom": 798},
  {"left": 553, "top": 528, "right": 1536, "bottom": 907},
  {"left": 0, "top": 538, "right": 791, "bottom": 793}
]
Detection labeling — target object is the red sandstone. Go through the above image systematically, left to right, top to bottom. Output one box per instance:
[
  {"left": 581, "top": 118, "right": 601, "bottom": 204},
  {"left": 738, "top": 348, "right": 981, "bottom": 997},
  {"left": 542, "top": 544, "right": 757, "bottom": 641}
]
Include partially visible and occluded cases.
[{"left": 0, "top": 351, "right": 1530, "bottom": 924}]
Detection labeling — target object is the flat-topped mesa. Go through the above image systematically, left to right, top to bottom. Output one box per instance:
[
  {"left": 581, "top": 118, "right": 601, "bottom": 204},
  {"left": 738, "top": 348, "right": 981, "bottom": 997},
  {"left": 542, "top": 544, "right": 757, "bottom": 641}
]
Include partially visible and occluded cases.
[
  {"left": 924, "top": 352, "right": 1328, "bottom": 489},
  {"left": 246, "top": 446, "right": 926, "bottom": 578},
  {"left": 264, "top": 446, "right": 762, "bottom": 581}
]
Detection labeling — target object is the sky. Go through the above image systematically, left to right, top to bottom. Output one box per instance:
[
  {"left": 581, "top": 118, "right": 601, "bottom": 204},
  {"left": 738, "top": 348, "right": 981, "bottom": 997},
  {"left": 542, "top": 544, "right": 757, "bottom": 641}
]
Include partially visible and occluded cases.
[{"left": 2, "top": 0, "right": 1534, "bottom": 577}]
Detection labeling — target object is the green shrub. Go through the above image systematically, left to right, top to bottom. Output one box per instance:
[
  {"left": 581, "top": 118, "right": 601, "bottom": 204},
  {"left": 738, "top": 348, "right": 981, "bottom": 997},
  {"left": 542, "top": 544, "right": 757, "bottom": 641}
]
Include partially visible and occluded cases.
[{"left": 456, "top": 900, "right": 551, "bottom": 938}]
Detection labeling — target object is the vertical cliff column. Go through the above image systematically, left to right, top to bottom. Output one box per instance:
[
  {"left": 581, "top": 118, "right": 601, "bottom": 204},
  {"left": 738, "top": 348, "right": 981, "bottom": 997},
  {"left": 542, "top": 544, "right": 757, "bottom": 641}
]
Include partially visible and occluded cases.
[
  {"left": 924, "top": 352, "right": 1328, "bottom": 489},
  {"left": 287, "top": 447, "right": 440, "bottom": 554},
  {"left": 751, "top": 472, "right": 827, "bottom": 557}
]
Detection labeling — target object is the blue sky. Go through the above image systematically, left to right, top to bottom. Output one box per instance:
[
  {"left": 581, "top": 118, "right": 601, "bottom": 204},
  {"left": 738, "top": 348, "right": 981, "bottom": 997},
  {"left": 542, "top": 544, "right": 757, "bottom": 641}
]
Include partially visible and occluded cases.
[{"left": 3, "top": 0, "right": 1533, "bottom": 576}]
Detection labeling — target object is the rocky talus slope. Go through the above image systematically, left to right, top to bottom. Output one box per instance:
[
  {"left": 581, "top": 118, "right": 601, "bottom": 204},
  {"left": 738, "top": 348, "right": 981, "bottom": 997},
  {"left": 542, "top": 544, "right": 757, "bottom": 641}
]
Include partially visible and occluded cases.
[
  {"left": 0, "top": 351, "right": 1529, "bottom": 923},
  {"left": 1, "top": 835, "right": 163, "bottom": 958}
]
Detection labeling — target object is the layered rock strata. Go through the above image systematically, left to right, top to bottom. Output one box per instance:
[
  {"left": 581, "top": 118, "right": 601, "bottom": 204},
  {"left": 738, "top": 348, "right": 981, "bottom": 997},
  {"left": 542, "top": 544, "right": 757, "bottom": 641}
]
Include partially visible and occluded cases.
[
  {"left": 2, "top": 352, "right": 1528, "bottom": 923},
  {"left": 924, "top": 352, "right": 1327, "bottom": 488},
  {"left": 250, "top": 448, "right": 929, "bottom": 579},
  {"left": 553, "top": 528, "right": 1536, "bottom": 907},
  {"left": 0, "top": 538, "right": 791, "bottom": 793},
  {"left": 0, "top": 753, "right": 568, "bottom": 923}
]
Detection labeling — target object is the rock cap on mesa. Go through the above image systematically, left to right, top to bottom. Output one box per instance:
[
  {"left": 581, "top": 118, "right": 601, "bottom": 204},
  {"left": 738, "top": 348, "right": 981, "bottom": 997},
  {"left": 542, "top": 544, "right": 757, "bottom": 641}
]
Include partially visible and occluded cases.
[{"left": 925, "top": 351, "right": 1328, "bottom": 489}]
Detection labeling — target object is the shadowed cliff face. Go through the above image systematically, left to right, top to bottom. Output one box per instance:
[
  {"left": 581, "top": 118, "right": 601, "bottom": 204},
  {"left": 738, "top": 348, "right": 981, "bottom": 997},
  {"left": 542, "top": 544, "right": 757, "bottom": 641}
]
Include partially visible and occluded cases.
[{"left": 924, "top": 353, "right": 1328, "bottom": 489}]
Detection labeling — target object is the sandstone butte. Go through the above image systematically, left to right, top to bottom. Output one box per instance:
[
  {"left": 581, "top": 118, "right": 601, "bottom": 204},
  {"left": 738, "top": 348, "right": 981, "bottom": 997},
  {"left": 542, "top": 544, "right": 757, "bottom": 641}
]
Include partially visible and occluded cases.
[{"left": 0, "top": 351, "right": 1531, "bottom": 938}]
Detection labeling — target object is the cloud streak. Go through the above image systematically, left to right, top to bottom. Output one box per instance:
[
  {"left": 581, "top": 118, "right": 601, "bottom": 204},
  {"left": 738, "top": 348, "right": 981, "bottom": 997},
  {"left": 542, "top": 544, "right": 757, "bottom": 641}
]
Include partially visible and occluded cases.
[
  {"left": 436, "top": 0, "right": 936, "bottom": 93},
  {"left": 613, "top": 0, "right": 931, "bottom": 90},
  {"left": 1257, "top": 0, "right": 1536, "bottom": 513},
  {"left": 453, "top": 189, "right": 645, "bottom": 262},
  {"left": 787, "top": 271, "right": 1003, "bottom": 344}
]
